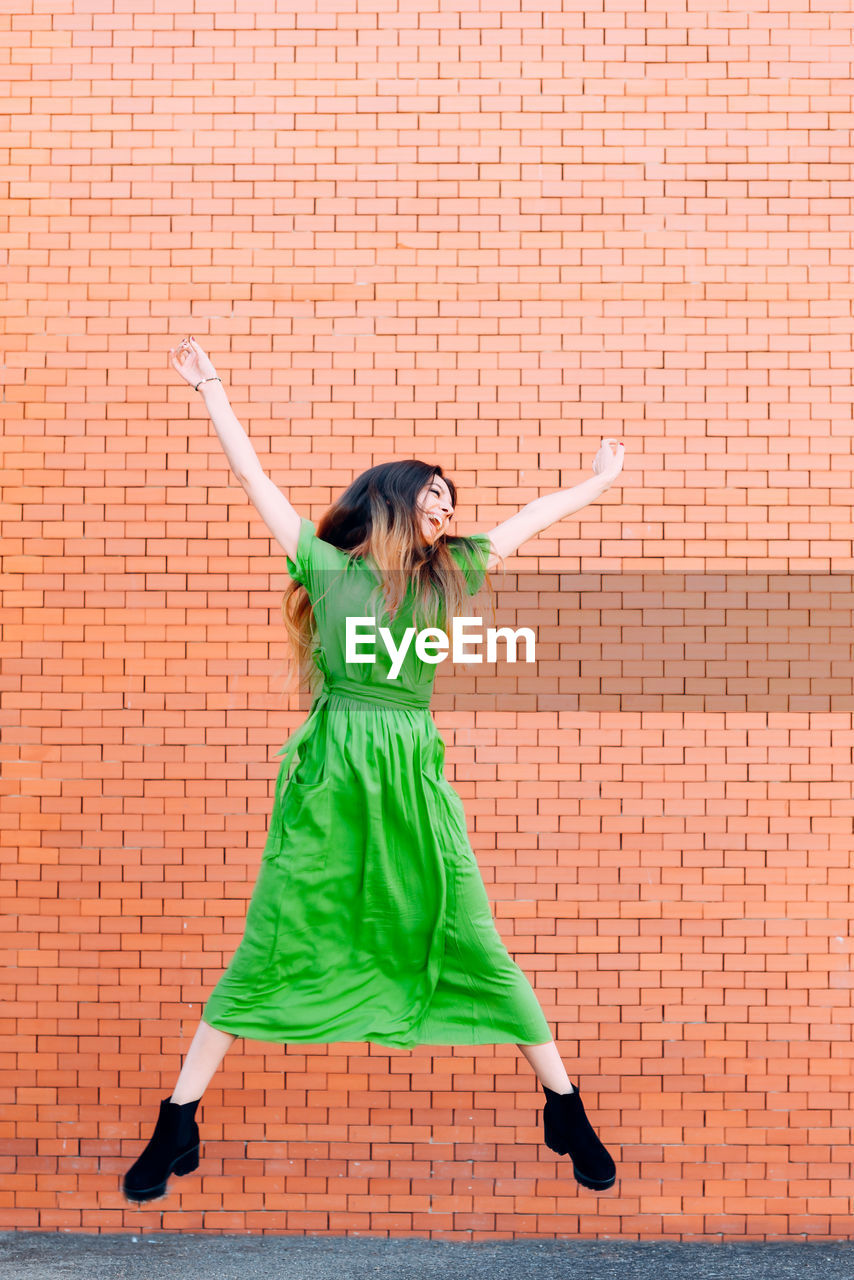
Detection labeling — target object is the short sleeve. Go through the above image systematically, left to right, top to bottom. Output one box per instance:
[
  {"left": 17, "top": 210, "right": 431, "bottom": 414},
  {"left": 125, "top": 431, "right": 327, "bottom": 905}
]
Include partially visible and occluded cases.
[
  {"left": 285, "top": 516, "right": 352, "bottom": 600},
  {"left": 447, "top": 533, "right": 493, "bottom": 597}
]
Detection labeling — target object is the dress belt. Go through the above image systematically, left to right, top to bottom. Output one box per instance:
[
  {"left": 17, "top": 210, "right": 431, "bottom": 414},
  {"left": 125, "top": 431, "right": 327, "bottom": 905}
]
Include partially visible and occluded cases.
[
  {"left": 274, "top": 677, "right": 432, "bottom": 781},
  {"left": 324, "top": 677, "right": 432, "bottom": 709}
]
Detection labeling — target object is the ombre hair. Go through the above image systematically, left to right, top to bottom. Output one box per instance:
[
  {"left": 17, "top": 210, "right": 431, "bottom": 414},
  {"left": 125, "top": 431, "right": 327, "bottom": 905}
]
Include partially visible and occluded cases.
[{"left": 281, "top": 460, "right": 495, "bottom": 692}]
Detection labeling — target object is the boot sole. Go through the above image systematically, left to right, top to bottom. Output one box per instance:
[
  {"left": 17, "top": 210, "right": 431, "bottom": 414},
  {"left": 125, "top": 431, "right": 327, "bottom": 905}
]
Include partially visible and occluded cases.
[
  {"left": 545, "top": 1136, "right": 617, "bottom": 1191},
  {"left": 122, "top": 1143, "right": 200, "bottom": 1203},
  {"left": 573, "top": 1164, "right": 616, "bottom": 1191}
]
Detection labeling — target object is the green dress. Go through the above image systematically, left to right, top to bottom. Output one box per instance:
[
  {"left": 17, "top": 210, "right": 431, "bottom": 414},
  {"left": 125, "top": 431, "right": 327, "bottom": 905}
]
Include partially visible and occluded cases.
[{"left": 202, "top": 517, "right": 552, "bottom": 1049}]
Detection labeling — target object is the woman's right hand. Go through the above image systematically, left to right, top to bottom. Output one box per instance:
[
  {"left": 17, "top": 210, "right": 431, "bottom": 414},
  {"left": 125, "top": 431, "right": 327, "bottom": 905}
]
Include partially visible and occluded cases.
[
  {"left": 169, "top": 336, "right": 220, "bottom": 389},
  {"left": 591, "top": 438, "right": 626, "bottom": 488}
]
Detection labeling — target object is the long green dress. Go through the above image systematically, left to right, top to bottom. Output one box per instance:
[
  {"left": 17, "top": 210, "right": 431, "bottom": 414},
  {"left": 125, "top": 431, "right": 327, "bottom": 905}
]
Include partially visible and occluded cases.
[{"left": 202, "top": 517, "right": 552, "bottom": 1049}]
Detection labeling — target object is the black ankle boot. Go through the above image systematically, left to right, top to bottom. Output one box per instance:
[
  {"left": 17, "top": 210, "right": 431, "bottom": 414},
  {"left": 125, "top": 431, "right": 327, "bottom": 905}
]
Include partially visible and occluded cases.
[
  {"left": 542, "top": 1084, "right": 616, "bottom": 1190},
  {"left": 122, "top": 1096, "right": 201, "bottom": 1203}
]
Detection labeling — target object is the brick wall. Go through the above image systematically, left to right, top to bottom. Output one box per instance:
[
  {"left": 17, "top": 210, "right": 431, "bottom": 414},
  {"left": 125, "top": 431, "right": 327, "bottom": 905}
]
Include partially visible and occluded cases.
[{"left": 3, "top": 0, "right": 853, "bottom": 1241}]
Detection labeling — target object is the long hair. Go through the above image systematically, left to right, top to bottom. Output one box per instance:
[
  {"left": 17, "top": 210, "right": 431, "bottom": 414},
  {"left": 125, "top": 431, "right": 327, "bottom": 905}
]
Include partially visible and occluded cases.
[{"left": 281, "top": 460, "right": 496, "bottom": 692}]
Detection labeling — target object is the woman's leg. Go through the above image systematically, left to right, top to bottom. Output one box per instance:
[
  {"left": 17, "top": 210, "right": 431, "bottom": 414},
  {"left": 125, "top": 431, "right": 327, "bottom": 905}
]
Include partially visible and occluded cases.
[
  {"left": 170, "top": 1018, "right": 236, "bottom": 1105},
  {"left": 521, "top": 1038, "right": 616, "bottom": 1189},
  {"left": 517, "top": 1039, "right": 574, "bottom": 1094}
]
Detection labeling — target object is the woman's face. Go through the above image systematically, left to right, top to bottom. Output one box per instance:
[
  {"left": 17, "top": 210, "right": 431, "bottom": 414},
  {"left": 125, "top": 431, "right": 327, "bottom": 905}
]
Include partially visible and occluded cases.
[{"left": 415, "top": 474, "right": 455, "bottom": 544}]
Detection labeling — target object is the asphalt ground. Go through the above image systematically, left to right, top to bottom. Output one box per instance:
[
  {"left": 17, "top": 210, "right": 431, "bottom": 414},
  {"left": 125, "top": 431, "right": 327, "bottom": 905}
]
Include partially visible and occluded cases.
[{"left": 2, "top": 1234, "right": 854, "bottom": 1280}]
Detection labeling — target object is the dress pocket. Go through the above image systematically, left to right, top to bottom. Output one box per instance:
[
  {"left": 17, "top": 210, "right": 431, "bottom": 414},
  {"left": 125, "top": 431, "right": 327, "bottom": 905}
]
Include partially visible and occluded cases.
[
  {"left": 284, "top": 728, "right": 330, "bottom": 791},
  {"left": 420, "top": 731, "right": 473, "bottom": 849},
  {"left": 420, "top": 732, "right": 448, "bottom": 787},
  {"left": 264, "top": 746, "right": 333, "bottom": 866},
  {"left": 287, "top": 764, "right": 330, "bottom": 792},
  {"left": 279, "top": 768, "right": 332, "bottom": 829}
]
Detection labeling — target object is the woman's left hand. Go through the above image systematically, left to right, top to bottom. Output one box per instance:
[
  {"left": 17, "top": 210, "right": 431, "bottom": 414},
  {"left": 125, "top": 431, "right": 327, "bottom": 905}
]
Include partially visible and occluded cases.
[
  {"left": 169, "top": 336, "right": 219, "bottom": 389},
  {"left": 591, "top": 438, "right": 626, "bottom": 487}
]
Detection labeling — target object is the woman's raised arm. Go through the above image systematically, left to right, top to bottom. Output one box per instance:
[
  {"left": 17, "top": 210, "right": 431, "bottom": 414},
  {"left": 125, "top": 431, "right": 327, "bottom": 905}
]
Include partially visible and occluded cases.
[
  {"left": 169, "top": 337, "right": 301, "bottom": 561},
  {"left": 483, "top": 438, "right": 626, "bottom": 566}
]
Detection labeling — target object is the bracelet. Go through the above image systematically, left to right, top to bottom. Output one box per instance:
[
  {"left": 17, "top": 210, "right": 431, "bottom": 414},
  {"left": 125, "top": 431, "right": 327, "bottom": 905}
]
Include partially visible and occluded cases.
[{"left": 194, "top": 375, "right": 222, "bottom": 391}]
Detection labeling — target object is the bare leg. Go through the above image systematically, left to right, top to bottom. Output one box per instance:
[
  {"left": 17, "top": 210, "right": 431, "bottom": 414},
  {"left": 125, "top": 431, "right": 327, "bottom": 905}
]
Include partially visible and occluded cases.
[
  {"left": 170, "top": 1018, "right": 236, "bottom": 1105},
  {"left": 517, "top": 1040, "right": 574, "bottom": 1094}
]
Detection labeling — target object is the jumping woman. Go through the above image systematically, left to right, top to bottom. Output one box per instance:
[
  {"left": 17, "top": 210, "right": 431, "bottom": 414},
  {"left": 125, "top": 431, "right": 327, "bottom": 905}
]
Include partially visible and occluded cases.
[{"left": 122, "top": 336, "right": 626, "bottom": 1203}]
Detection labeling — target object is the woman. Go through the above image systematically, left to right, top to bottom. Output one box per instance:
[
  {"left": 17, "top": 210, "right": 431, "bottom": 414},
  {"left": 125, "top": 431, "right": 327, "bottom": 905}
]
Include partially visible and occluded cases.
[{"left": 122, "top": 336, "right": 626, "bottom": 1204}]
